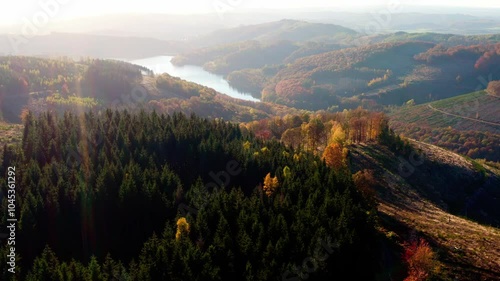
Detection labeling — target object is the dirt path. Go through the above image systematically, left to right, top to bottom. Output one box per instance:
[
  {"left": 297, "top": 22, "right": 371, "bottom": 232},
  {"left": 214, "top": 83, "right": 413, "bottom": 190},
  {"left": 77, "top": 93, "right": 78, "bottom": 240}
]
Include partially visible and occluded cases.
[{"left": 427, "top": 104, "right": 500, "bottom": 127}]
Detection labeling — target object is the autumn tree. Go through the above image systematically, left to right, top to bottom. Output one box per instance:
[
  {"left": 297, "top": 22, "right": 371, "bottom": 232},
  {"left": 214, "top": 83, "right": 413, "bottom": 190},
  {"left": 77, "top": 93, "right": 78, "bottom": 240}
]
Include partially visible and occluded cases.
[
  {"left": 487, "top": 80, "right": 500, "bottom": 97},
  {"left": 368, "top": 112, "right": 386, "bottom": 141},
  {"left": 283, "top": 114, "right": 303, "bottom": 128},
  {"left": 268, "top": 116, "right": 286, "bottom": 139},
  {"left": 349, "top": 117, "right": 367, "bottom": 143},
  {"left": 302, "top": 118, "right": 326, "bottom": 152},
  {"left": 329, "top": 121, "right": 346, "bottom": 146},
  {"left": 281, "top": 127, "right": 303, "bottom": 149},
  {"left": 322, "top": 143, "right": 346, "bottom": 170},
  {"left": 263, "top": 173, "right": 279, "bottom": 196},
  {"left": 175, "top": 217, "right": 190, "bottom": 240},
  {"left": 403, "top": 238, "right": 438, "bottom": 281}
]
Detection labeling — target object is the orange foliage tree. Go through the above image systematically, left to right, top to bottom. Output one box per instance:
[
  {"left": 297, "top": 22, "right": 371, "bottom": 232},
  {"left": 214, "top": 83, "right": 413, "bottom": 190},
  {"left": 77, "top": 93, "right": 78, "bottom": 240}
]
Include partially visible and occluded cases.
[
  {"left": 322, "top": 143, "right": 346, "bottom": 169},
  {"left": 175, "top": 217, "right": 190, "bottom": 241},
  {"left": 403, "top": 238, "right": 438, "bottom": 281}
]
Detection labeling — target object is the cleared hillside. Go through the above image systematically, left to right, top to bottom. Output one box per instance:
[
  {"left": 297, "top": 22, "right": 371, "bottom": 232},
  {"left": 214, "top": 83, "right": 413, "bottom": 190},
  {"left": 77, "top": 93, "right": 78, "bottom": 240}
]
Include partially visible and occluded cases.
[
  {"left": 389, "top": 91, "right": 500, "bottom": 161},
  {"left": 390, "top": 91, "right": 500, "bottom": 132},
  {"left": 350, "top": 141, "right": 500, "bottom": 280}
]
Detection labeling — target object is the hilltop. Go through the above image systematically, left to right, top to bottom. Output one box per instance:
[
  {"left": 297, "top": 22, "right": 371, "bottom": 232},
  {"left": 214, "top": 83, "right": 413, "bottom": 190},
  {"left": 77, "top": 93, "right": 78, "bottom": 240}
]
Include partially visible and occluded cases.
[{"left": 186, "top": 19, "right": 357, "bottom": 47}]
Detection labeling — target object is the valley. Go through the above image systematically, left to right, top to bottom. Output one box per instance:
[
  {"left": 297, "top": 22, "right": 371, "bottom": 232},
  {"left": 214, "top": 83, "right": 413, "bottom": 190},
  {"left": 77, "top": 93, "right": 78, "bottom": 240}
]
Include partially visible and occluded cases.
[{"left": 0, "top": 5, "right": 500, "bottom": 281}]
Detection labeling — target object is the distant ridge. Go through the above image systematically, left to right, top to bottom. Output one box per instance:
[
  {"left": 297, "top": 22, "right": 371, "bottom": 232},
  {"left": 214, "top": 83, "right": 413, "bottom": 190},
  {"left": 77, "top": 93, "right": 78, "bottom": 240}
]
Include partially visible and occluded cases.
[{"left": 188, "top": 19, "right": 357, "bottom": 47}]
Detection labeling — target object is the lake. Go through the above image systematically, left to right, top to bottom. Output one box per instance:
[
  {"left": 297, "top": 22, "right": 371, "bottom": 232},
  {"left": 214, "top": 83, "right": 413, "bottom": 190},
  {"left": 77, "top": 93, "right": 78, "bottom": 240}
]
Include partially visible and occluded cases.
[{"left": 129, "top": 56, "right": 260, "bottom": 102}]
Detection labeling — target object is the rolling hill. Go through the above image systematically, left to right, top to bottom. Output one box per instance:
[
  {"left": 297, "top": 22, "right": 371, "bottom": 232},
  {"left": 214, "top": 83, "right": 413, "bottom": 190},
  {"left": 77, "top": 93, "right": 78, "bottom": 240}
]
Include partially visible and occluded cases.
[
  {"left": 173, "top": 20, "right": 500, "bottom": 112},
  {"left": 171, "top": 40, "right": 301, "bottom": 75},
  {"left": 260, "top": 41, "right": 500, "bottom": 110}
]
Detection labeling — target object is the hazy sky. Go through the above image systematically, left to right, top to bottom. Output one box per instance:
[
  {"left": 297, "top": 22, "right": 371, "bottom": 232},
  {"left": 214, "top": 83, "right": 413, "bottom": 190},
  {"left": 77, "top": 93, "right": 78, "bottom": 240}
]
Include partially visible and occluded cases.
[{"left": 2, "top": 0, "right": 500, "bottom": 25}]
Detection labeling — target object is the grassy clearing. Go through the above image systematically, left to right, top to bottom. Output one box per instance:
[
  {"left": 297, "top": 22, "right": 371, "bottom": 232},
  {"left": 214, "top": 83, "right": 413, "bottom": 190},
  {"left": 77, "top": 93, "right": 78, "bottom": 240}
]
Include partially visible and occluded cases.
[
  {"left": 389, "top": 91, "right": 500, "bottom": 132},
  {"left": 0, "top": 122, "right": 22, "bottom": 148},
  {"left": 379, "top": 200, "right": 500, "bottom": 280}
]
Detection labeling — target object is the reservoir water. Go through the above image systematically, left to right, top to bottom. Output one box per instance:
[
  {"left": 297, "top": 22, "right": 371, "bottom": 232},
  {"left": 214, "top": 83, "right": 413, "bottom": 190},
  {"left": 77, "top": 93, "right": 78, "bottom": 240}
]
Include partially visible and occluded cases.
[{"left": 129, "top": 56, "right": 260, "bottom": 102}]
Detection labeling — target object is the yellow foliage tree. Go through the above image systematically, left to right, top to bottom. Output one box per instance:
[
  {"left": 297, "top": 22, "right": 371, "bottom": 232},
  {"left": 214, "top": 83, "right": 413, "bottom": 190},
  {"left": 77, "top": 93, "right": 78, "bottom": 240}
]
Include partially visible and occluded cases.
[
  {"left": 329, "top": 122, "right": 346, "bottom": 146},
  {"left": 242, "top": 140, "right": 251, "bottom": 150},
  {"left": 293, "top": 152, "right": 302, "bottom": 162},
  {"left": 263, "top": 173, "right": 279, "bottom": 196},
  {"left": 175, "top": 217, "right": 190, "bottom": 240}
]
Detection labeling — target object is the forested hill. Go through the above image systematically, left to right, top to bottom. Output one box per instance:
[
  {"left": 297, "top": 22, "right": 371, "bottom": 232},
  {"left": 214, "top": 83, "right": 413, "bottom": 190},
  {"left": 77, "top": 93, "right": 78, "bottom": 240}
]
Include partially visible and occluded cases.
[
  {"left": 173, "top": 23, "right": 500, "bottom": 111},
  {"left": 260, "top": 42, "right": 500, "bottom": 110},
  {"left": 0, "top": 56, "right": 301, "bottom": 124},
  {"left": 0, "top": 57, "right": 148, "bottom": 123},
  {"left": 0, "top": 111, "right": 379, "bottom": 280}
]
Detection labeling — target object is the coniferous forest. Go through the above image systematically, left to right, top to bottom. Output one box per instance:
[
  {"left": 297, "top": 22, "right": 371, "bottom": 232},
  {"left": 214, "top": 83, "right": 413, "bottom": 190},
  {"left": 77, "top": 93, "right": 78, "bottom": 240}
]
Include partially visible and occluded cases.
[{"left": 0, "top": 110, "right": 378, "bottom": 280}]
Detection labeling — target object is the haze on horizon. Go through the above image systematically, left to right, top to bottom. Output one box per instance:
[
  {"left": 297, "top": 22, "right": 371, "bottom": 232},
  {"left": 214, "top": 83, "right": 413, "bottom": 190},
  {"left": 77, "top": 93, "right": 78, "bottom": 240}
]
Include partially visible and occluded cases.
[{"left": 1, "top": 0, "right": 500, "bottom": 27}]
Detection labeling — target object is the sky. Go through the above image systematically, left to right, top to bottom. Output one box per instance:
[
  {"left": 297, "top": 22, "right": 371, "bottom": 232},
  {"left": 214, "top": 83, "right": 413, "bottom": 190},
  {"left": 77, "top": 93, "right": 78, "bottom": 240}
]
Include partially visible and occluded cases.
[{"left": 1, "top": 0, "right": 500, "bottom": 26}]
